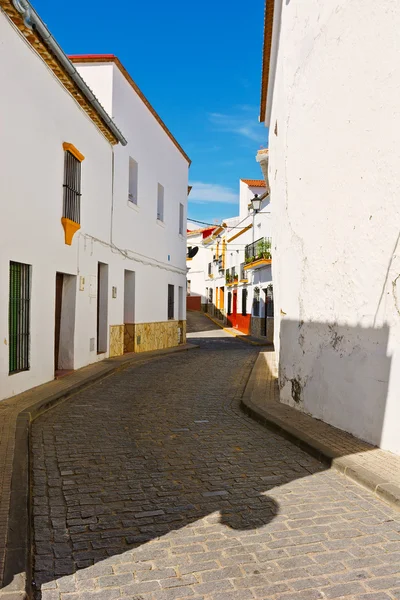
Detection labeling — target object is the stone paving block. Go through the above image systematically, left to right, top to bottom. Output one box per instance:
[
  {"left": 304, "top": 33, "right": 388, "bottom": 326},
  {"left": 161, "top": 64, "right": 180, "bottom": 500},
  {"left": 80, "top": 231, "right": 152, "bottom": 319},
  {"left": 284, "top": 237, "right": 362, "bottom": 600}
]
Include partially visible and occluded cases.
[
  {"left": 28, "top": 326, "right": 400, "bottom": 600},
  {"left": 323, "top": 582, "right": 367, "bottom": 598}
]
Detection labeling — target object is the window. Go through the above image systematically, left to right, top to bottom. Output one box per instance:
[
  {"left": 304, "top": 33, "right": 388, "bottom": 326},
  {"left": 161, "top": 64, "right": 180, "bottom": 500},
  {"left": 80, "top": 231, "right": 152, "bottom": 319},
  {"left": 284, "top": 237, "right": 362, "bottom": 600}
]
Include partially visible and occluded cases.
[
  {"left": 63, "top": 149, "right": 82, "bottom": 224},
  {"left": 128, "top": 157, "right": 138, "bottom": 204},
  {"left": 157, "top": 183, "right": 164, "bottom": 221},
  {"left": 179, "top": 203, "right": 184, "bottom": 235},
  {"left": 9, "top": 261, "right": 31, "bottom": 374},
  {"left": 208, "top": 262, "right": 212, "bottom": 277},
  {"left": 187, "top": 279, "right": 191, "bottom": 295},
  {"left": 168, "top": 284, "right": 174, "bottom": 319},
  {"left": 266, "top": 285, "right": 274, "bottom": 317},
  {"left": 253, "top": 287, "right": 260, "bottom": 317},
  {"left": 208, "top": 288, "right": 213, "bottom": 304},
  {"left": 242, "top": 288, "right": 248, "bottom": 316},
  {"left": 227, "top": 291, "right": 232, "bottom": 315}
]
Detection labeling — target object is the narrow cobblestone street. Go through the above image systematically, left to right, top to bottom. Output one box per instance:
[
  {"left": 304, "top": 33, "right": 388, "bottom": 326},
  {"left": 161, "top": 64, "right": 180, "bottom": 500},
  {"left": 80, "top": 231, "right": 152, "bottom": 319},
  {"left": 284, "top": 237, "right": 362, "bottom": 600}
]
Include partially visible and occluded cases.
[{"left": 32, "top": 313, "right": 400, "bottom": 600}]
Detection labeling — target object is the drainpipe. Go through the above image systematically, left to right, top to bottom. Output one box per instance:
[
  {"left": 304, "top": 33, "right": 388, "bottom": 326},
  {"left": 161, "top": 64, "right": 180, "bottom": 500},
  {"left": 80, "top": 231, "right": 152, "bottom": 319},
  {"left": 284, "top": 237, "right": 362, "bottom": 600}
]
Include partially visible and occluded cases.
[{"left": 11, "top": 0, "right": 127, "bottom": 146}]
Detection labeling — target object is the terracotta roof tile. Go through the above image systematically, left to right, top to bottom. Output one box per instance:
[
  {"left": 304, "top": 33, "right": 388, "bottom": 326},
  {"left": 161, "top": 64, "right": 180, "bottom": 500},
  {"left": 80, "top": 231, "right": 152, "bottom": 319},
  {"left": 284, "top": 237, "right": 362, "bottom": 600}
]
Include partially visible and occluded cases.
[
  {"left": 0, "top": 3, "right": 119, "bottom": 145},
  {"left": 241, "top": 179, "right": 266, "bottom": 187}
]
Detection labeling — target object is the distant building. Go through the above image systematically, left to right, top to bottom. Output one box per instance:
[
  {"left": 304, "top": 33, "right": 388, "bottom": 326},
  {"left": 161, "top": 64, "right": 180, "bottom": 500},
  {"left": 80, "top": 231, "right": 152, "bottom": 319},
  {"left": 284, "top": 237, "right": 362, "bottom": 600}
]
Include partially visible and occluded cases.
[{"left": 186, "top": 180, "right": 274, "bottom": 342}]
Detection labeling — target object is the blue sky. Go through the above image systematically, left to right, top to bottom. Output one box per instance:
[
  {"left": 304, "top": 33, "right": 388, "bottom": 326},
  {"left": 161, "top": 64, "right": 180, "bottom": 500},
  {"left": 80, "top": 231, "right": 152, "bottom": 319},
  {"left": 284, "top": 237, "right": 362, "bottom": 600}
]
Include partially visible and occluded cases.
[{"left": 32, "top": 0, "right": 268, "bottom": 225}]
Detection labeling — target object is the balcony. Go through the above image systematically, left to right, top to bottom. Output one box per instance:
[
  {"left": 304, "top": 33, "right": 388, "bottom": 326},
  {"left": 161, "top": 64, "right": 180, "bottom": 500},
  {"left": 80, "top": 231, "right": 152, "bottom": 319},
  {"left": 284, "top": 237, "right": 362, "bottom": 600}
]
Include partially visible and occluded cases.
[
  {"left": 244, "top": 237, "right": 272, "bottom": 270},
  {"left": 225, "top": 268, "right": 238, "bottom": 286}
]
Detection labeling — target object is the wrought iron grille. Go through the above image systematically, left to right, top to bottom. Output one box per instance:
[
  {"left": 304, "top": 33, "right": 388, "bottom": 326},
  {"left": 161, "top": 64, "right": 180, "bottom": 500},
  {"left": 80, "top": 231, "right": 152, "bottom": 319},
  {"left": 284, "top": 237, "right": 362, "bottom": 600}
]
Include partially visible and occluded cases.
[
  {"left": 63, "top": 150, "right": 81, "bottom": 224},
  {"left": 9, "top": 261, "right": 31, "bottom": 374},
  {"left": 240, "top": 263, "right": 246, "bottom": 280},
  {"left": 242, "top": 288, "right": 248, "bottom": 316}
]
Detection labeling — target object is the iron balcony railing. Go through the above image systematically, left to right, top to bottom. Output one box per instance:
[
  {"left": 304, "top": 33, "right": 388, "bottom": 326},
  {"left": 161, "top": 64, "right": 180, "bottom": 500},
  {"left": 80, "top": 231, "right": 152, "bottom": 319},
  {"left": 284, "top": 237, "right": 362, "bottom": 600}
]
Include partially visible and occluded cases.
[{"left": 245, "top": 237, "right": 272, "bottom": 264}]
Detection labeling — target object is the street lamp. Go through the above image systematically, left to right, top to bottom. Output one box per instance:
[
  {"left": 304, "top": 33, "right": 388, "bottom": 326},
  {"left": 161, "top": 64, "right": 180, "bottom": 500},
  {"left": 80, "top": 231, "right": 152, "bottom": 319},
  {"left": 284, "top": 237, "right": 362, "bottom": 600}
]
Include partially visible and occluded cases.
[{"left": 250, "top": 194, "right": 262, "bottom": 213}]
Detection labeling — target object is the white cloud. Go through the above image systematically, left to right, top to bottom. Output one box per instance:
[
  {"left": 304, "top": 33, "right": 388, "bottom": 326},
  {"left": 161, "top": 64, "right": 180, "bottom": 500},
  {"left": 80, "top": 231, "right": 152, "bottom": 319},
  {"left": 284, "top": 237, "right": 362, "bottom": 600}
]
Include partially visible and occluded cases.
[
  {"left": 209, "top": 110, "right": 266, "bottom": 144},
  {"left": 188, "top": 182, "right": 239, "bottom": 205}
]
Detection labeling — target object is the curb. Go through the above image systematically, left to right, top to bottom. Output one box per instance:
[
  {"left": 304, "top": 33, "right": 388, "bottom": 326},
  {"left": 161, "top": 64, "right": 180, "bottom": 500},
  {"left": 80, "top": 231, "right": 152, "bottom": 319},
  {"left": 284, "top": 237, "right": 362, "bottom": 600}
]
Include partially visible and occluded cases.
[
  {"left": 203, "top": 313, "right": 272, "bottom": 347},
  {"left": 2, "top": 343, "right": 199, "bottom": 598},
  {"left": 241, "top": 376, "right": 400, "bottom": 513}
]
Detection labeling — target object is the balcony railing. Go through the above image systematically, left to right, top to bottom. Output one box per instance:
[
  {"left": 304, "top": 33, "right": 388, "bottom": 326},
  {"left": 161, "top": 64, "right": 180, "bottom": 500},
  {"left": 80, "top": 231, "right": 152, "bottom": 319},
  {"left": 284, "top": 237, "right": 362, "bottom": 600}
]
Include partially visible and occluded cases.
[{"left": 244, "top": 237, "right": 272, "bottom": 266}]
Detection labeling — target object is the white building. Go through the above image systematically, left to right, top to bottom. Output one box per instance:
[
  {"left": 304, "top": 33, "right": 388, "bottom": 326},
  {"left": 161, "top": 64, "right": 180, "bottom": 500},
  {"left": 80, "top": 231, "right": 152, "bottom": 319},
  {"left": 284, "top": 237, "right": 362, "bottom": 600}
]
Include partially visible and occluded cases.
[
  {"left": 0, "top": 0, "right": 189, "bottom": 401},
  {"left": 259, "top": 0, "right": 400, "bottom": 454},
  {"left": 186, "top": 180, "right": 274, "bottom": 341}
]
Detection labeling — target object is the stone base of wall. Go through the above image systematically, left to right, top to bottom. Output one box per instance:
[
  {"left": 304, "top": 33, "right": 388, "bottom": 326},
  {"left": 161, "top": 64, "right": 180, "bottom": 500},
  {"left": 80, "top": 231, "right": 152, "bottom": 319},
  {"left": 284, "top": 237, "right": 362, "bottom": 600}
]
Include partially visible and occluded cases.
[
  {"left": 266, "top": 316, "right": 274, "bottom": 344},
  {"left": 250, "top": 317, "right": 274, "bottom": 344},
  {"left": 251, "top": 317, "right": 265, "bottom": 339},
  {"left": 122, "top": 320, "right": 186, "bottom": 354},
  {"left": 124, "top": 323, "right": 135, "bottom": 353},
  {"left": 109, "top": 325, "right": 124, "bottom": 357}
]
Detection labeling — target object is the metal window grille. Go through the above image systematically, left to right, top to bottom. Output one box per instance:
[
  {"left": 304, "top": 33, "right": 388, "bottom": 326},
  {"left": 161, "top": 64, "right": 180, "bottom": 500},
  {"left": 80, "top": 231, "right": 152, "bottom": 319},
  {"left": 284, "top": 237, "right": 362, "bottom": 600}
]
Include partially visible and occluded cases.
[
  {"left": 63, "top": 151, "right": 81, "bottom": 223},
  {"left": 128, "top": 157, "right": 138, "bottom": 204},
  {"left": 157, "top": 183, "right": 164, "bottom": 221},
  {"left": 179, "top": 203, "right": 184, "bottom": 235},
  {"left": 9, "top": 261, "right": 31, "bottom": 374},
  {"left": 208, "top": 262, "right": 212, "bottom": 276},
  {"left": 240, "top": 263, "right": 246, "bottom": 280},
  {"left": 168, "top": 284, "right": 174, "bottom": 320},
  {"left": 266, "top": 285, "right": 274, "bottom": 317},
  {"left": 208, "top": 288, "right": 213, "bottom": 303},
  {"left": 242, "top": 288, "right": 248, "bottom": 316},
  {"left": 253, "top": 288, "right": 260, "bottom": 317},
  {"left": 227, "top": 291, "right": 232, "bottom": 315}
]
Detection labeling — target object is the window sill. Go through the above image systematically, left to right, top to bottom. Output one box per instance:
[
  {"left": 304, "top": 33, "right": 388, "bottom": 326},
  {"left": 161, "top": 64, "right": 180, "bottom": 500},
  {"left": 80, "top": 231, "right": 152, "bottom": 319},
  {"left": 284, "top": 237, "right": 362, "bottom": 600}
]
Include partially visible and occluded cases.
[
  {"left": 127, "top": 199, "right": 139, "bottom": 212},
  {"left": 156, "top": 219, "right": 165, "bottom": 228}
]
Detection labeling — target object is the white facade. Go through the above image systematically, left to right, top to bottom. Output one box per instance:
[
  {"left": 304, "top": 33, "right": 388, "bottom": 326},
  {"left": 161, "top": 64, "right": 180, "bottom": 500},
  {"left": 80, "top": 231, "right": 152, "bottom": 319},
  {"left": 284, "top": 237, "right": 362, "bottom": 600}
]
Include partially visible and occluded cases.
[
  {"left": 261, "top": 0, "right": 400, "bottom": 454},
  {"left": 0, "top": 9, "right": 189, "bottom": 401},
  {"left": 73, "top": 58, "right": 189, "bottom": 329},
  {"left": 187, "top": 181, "right": 273, "bottom": 339},
  {"left": 186, "top": 230, "right": 213, "bottom": 307}
]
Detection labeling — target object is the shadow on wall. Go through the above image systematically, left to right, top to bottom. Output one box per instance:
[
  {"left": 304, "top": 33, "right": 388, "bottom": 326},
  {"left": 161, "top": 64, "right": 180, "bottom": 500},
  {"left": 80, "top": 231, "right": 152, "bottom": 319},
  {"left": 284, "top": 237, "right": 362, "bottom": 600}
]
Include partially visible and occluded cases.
[{"left": 279, "top": 320, "right": 391, "bottom": 449}]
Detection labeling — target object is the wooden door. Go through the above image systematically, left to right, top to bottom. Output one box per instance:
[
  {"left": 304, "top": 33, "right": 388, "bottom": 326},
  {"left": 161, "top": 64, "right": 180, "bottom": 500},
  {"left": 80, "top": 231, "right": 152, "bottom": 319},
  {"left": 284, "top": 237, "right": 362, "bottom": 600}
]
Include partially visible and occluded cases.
[
  {"left": 54, "top": 273, "right": 63, "bottom": 371},
  {"left": 232, "top": 289, "right": 238, "bottom": 327}
]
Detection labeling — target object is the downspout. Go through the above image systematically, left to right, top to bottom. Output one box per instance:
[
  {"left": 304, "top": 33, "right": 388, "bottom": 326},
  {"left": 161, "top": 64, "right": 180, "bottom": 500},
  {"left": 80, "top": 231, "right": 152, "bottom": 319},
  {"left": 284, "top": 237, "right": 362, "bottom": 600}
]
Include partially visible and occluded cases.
[{"left": 11, "top": 0, "right": 127, "bottom": 146}]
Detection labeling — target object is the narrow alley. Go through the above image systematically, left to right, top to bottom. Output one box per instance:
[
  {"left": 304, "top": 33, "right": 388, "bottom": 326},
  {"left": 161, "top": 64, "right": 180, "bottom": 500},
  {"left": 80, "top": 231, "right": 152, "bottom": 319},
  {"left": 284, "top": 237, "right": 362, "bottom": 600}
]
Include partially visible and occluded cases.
[{"left": 32, "top": 313, "right": 400, "bottom": 600}]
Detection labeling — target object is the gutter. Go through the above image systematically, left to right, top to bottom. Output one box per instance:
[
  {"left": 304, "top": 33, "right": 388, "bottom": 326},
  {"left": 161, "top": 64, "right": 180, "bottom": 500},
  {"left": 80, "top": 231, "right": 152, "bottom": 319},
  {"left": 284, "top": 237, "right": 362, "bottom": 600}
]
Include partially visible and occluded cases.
[{"left": 11, "top": 0, "right": 127, "bottom": 146}]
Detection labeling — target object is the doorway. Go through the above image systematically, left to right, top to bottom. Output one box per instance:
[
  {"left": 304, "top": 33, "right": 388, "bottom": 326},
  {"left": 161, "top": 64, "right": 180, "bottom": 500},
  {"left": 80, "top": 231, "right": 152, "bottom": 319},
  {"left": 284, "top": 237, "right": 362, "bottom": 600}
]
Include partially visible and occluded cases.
[
  {"left": 97, "top": 262, "right": 108, "bottom": 353},
  {"left": 123, "top": 270, "right": 135, "bottom": 353},
  {"left": 54, "top": 272, "right": 76, "bottom": 374},
  {"left": 54, "top": 273, "right": 63, "bottom": 371},
  {"left": 232, "top": 289, "right": 238, "bottom": 327}
]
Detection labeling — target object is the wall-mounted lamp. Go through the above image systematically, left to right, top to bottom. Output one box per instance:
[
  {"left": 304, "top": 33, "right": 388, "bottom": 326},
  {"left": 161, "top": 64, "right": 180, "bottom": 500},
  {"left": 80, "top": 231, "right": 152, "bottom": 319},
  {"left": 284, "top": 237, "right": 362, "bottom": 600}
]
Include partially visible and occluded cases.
[{"left": 250, "top": 194, "right": 262, "bottom": 213}]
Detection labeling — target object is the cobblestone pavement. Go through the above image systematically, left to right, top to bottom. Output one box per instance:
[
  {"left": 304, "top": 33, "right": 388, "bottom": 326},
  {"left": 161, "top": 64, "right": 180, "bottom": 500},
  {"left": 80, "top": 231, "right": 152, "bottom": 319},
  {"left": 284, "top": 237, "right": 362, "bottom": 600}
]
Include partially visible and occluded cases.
[{"left": 32, "top": 314, "right": 400, "bottom": 600}]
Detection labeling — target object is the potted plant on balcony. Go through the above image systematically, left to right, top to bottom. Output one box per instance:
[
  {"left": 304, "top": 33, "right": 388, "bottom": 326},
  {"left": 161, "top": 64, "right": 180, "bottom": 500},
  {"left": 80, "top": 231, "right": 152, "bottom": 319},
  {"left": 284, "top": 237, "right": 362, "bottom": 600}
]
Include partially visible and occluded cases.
[
  {"left": 257, "top": 239, "right": 272, "bottom": 260},
  {"left": 245, "top": 255, "right": 255, "bottom": 264},
  {"left": 225, "top": 273, "right": 232, "bottom": 284},
  {"left": 233, "top": 273, "right": 238, "bottom": 283}
]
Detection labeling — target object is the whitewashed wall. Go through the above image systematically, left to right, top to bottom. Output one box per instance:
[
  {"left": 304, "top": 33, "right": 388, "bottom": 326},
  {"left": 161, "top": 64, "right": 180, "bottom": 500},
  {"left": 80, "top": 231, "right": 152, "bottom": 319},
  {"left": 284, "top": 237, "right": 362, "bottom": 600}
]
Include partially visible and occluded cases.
[
  {"left": 265, "top": 0, "right": 400, "bottom": 454},
  {"left": 0, "top": 12, "right": 188, "bottom": 401},
  {"left": 74, "top": 62, "right": 189, "bottom": 327},
  {"left": 186, "top": 232, "right": 212, "bottom": 304}
]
